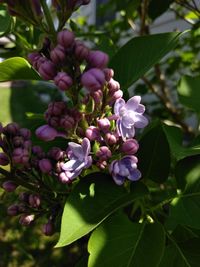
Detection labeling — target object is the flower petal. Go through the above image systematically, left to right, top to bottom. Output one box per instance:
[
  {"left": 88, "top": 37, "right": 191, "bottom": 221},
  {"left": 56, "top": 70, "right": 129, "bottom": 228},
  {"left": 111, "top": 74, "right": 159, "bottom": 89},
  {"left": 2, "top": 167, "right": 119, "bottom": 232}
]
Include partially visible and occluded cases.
[
  {"left": 126, "top": 96, "right": 141, "bottom": 111},
  {"left": 114, "top": 98, "right": 125, "bottom": 115},
  {"left": 136, "top": 104, "right": 145, "bottom": 114},
  {"left": 134, "top": 114, "right": 148, "bottom": 128},
  {"left": 82, "top": 138, "right": 91, "bottom": 158},
  {"left": 68, "top": 142, "right": 84, "bottom": 160},
  {"left": 128, "top": 169, "right": 141, "bottom": 181},
  {"left": 112, "top": 174, "right": 125, "bottom": 185}
]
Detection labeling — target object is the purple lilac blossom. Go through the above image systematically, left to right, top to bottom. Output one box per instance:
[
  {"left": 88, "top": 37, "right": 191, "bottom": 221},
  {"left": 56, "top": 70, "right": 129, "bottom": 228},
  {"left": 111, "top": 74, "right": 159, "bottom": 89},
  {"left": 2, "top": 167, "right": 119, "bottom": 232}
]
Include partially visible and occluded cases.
[
  {"left": 114, "top": 96, "right": 148, "bottom": 140},
  {"left": 61, "top": 138, "right": 92, "bottom": 181},
  {"left": 109, "top": 156, "right": 141, "bottom": 185}
]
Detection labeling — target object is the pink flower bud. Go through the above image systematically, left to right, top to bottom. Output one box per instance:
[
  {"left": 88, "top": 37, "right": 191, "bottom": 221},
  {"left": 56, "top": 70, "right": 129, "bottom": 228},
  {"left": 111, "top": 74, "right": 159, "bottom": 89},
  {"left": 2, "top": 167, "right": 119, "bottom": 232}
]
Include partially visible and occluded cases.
[
  {"left": 57, "top": 29, "right": 75, "bottom": 48},
  {"left": 74, "top": 41, "right": 89, "bottom": 61},
  {"left": 50, "top": 45, "right": 66, "bottom": 64},
  {"left": 87, "top": 50, "right": 109, "bottom": 69},
  {"left": 28, "top": 52, "right": 41, "bottom": 65},
  {"left": 38, "top": 61, "right": 57, "bottom": 80},
  {"left": 81, "top": 68, "right": 106, "bottom": 92},
  {"left": 103, "top": 68, "right": 114, "bottom": 82},
  {"left": 54, "top": 72, "right": 73, "bottom": 91},
  {"left": 108, "top": 78, "right": 120, "bottom": 92},
  {"left": 91, "top": 90, "right": 103, "bottom": 104},
  {"left": 109, "top": 90, "right": 123, "bottom": 105},
  {"left": 47, "top": 102, "right": 66, "bottom": 116},
  {"left": 60, "top": 115, "right": 75, "bottom": 129},
  {"left": 48, "top": 116, "right": 60, "bottom": 128},
  {"left": 97, "top": 118, "right": 110, "bottom": 132},
  {"left": 4, "top": 122, "right": 19, "bottom": 135},
  {"left": 36, "top": 125, "right": 58, "bottom": 141},
  {"left": 85, "top": 126, "right": 101, "bottom": 141},
  {"left": 19, "top": 128, "right": 31, "bottom": 139},
  {"left": 105, "top": 132, "right": 118, "bottom": 145},
  {"left": 13, "top": 136, "right": 24, "bottom": 147},
  {"left": 121, "top": 139, "right": 139, "bottom": 155},
  {"left": 23, "top": 140, "right": 32, "bottom": 149},
  {"left": 32, "top": 145, "right": 43, "bottom": 155},
  {"left": 96, "top": 146, "right": 112, "bottom": 160},
  {"left": 48, "top": 147, "right": 64, "bottom": 161},
  {"left": 12, "top": 148, "right": 29, "bottom": 164},
  {"left": 0, "top": 153, "right": 9, "bottom": 166},
  {"left": 39, "top": 159, "right": 52, "bottom": 173},
  {"left": 96, "top": 160, "right": 107, "bottom": 169},
  {"left": 59, "top": 172, "right": 71, "bottom": 184},
  {"left": 2, "top": 181, "right": 18, "bottom": 192},
  {"left": 29, "top": 194, "right": 41, "bottom": 208},
  {"left": 7, "top": 204, "right": 19, "bottom": 216},
  {"left": 19, "top": 214, "right": 35, "bottom": 226},
  {"left": 42, "top": 221, "right": 54, "bottom": 236}
]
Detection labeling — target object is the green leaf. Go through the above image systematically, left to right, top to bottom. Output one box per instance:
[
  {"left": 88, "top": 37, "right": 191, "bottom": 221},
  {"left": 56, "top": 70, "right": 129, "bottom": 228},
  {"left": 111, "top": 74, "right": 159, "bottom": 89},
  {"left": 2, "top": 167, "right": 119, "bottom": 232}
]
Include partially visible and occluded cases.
[
  {"left": 148, "top": 0, "right": 174, "bottom": 20},
  {"left": 0, "top": 6, "right": 12, "bottom": 36},
  {"left": 109, "top": 32, "right": 184, "bottom": 89},
  {"left": 0, "top": 57, "right": 41, "bottom": 82},
  {"left": 178, "top": 75, "right": 200, "bottom": 115},
  {"left": 138, "top": 122, "right": 170, "bottom": 183},
  {"left": 163, "top": 124, "right": 200, "bottom": 160},
  {"left": 167, "top": 156, "right": 200, "bottom": 230},
  {"left": 55, "top": 173, "right": 148, "bottom": 247},
  {"left": 88, "top": 213, "right": 165, "bottom": 267},
  {"left": 159, "top": 238, "right": 200, "bottom": 267}
]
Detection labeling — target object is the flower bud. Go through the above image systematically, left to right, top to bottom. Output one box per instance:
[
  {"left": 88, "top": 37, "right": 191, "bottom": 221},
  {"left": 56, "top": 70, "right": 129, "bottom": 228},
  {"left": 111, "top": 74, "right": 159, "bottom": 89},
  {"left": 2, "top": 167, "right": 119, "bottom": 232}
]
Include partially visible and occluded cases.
[
  {"left": 57, "top": 29, "right": 75, "bottom": 48},
  {"left": 74, "top": 41, "right": 89, "bottom": 61},
  {"left": 50, "top": 45, "right": 66, "bottom": 64},
  {"left": 87, "top": 50, "right": 109, "bottom": 69},
  {"left": 27, "top": 52, "right": 41, "bottom": 65},
  {"left": 38, "top": 61, "right": 57, "bottom": 80},
  {"left": 81, "top": 68, "right": 106, "bottom": 92},
  {"left": 103, "top": 68, "right": 114, "bottom": 82},
  {"left": 54, "top": 72, "right": 73, "bottom": 91},
  {"left": 108, "top": 78, "right": 120, "bottom": 92},
  {"left": 91, "top": 90, "right": 103, "bottom": 104},
  {"left": 109, "top": 90, "right": 123, "bottom": 105},
  {"left": 47, "top": 102, "right": 66, "bottom": 116},
  {"left": 60, "top": 115, "right": 75, "bottom": 129},
  {"left": 48, "top": 116, "right": 60, "bottom": 128},
  {"left": 97, "top": 118, "right": 110, "bottom": 133},
  {"left": 4, "top": 122, "right": 19, "bottom": 135},
  {"left": 36, "top": 125, "right": 58, "bottom": 141},
  {"left": 85, "top": 126, "right": 101, "bottom": 141},
  {"left": 19, "top": 128, "right": 31, "bottom": 139},
  {"left": 105, "top": 132, "right": 118, "bottom": 145},
  {"left": 13, "top": 136, "right": 24, "bottom": 147},
  {"left": 121, "top": 139, "right": 139, "bottom": 155},
  {"left": 23, "top": 140, "right": 32, "bottom": 149},
  {"left": 32, "top": 145, "right": 43, "bottom": 155},
  {"left": 96, "top": 146, "right": 112, "bottom": 160},
  {"left": 48, "top": 147, "right": 64, "bottom": 161},
  {"left": 12, "top": 148, "right": 29, "bottom": 164},
  {"left": 0, "top": 153, "right": 9, "bottom": 166},
  {"left": 39, "top": 158, "right": 52, "bottom": 173},
  {"left": 96, "top": 160, "right": 107, "bottom": 169},
  {"left": 58, "top": 172, "right": 71, "bottom": 184},
  {"left": 2, "top": 181, "right": 18, "bottom": 192},
  {"left": 19, "top": 192, "right": 30, "bottom": 202},
  {"left": 29, "top": 194, "right": 41, "bottom": 208},
  {"left": 7, "top": 204, "right": 19, "bottom": 216},
  {"left": 19, "top": 214, "right": 35, "bottom": 226},
  {"left": 42, "top": 220, "right": 54, "bottom": 236}
]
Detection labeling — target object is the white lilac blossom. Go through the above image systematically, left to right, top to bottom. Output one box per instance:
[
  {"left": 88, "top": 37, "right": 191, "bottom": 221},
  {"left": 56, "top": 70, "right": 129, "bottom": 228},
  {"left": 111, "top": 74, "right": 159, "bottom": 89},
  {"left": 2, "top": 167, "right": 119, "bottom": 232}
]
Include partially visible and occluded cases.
[
  {"left": 114, "top": 96, "right": 148, "bottom": 140},
  {"left": 61, "top": 138, "right": 92, "bottom": 181},
  {"left": 109, "top": 156, "right": 141, "bottom": 185}
]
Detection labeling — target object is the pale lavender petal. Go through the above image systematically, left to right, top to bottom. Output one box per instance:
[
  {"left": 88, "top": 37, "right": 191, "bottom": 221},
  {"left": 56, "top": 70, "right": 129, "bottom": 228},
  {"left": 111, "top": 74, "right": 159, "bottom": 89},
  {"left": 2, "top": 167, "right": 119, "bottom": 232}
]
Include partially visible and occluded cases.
[
  {"left": 126, "top": 96, "right": 141, "bottom": 111},
  {"left": 114, "top": 98, "right": 125, "bottom": 115},
  {"left": 136, "top": 104, "right": 145, "bottom": 114},
  {"left": 122, "top": 114, "right": 135, "bottom": 128},
  {"left": 134, "top": 114, "right": 148, "bottom": 128},
  {"left": 121, "top": 124, "right": 135, "bottom": 140},
  {"left": 82, "top": 138, "right": 91, "bottom": 158},
  {"left": 68, "top": 142, "right": 84, "bottom": 160},
  {"left": 84, "top": 156, "right": 92, "bottom": 168},
  {"left": 62, "top": 159, "right": 80, "bottom": 171},
  {"left": 128, "top": 169, "right": 141, "bottom": 181},
  {"left": 112, "top": 174, "right": 125, "bottom": 185}
]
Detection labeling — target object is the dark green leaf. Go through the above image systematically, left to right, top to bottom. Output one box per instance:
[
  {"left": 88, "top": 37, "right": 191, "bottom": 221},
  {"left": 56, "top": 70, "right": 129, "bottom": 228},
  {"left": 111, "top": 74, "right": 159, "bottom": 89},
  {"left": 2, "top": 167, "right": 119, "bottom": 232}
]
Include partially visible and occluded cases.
[
  {"left": 148, "top": 0, "right": 174, "bottom": 20},
  {"left": 0, "top": 6, "right": 12, "bottom": 36},
  {"left": 109, "top": 32, "right": 184, "bottom": 89},
  {"left": 0, "top": 57, "right": 41, "bottom": 82},
  {"left": 178, "top": 75, "right": 200, "bottom": 115},
  {"left": 138, "top": 122, "right": 170, "bottom": 183},
  {"left": 163, "top": 124, "right": 200, "bottom": 160},
  {"left": 167, "top": 157, "right": 200, "bottom": 229},
  {"left": 55, "top": 173, "right": 148, "bottom": 247},
  {"left": 88, "top": 213, "right": 165, "bottom": 267},
  {"left": 159, "top": 238, "right": 200, "bottom": 267}
]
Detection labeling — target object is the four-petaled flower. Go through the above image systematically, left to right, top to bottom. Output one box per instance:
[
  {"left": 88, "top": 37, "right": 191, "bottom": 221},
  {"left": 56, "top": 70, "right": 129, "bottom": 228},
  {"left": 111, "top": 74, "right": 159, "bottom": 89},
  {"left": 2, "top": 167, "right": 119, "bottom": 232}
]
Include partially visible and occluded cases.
[
  {"left": 114, "top": 96, "right": 148, "bottom": 140},
  {"left": 61, "top": 138, "right": 92, "bottom": 181},
  {"left": 109, "top": 156, "right": 141, "bottom": 185}
]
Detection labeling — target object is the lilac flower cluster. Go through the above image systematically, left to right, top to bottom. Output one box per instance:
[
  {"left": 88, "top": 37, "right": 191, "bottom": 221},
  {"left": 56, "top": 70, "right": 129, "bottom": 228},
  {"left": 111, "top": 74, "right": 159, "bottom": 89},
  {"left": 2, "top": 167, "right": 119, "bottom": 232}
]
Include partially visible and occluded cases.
[{"left": 0, "top": 0, "right": 148, "bottom": 234}]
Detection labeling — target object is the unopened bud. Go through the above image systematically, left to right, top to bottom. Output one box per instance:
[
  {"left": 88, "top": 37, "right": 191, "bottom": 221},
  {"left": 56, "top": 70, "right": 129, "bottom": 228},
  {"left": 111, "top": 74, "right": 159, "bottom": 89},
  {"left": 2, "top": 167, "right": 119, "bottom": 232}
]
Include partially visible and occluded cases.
[
  {"left": 57, "top": 29, "right": 75, "bottom": 48},
  {"left": 50, "top": 45, "right": 66, "bottom": 64},
  {"left": 87, "top": 50, "right": 109, "bottom": 69},
  {"left": 38, "top": 61, "right": 57, "bottom": 80},
  {"left": 81, "top": 68, "right": 106, "bottom": 92},
  {"left": 54, "top": 72, "right": 73, "bottom": 91},
  {"left": 97, "top": 118, "right": 110, "bottom": 133},
  {"left": 36, "top": 125, "right": 58, "bottom": 141},
  {"left": 85, "top": 126, "right": 101, "bottom": 141},
  {"left": 105, "top": 132, "right": 118, "bottom": 145},
  {"left": 121, "top": 139, "right": 139, "bottom": 155},
  {"left": 96, "top": 146, "right": 112, "bottom": 160},
  {"left": 0, "top": 153, "right": 9, "bottom": 166},
  {"left": 39, "top": 158, "right": 52, "bottom": 173},
  {"left": 2, "top": 181, "right": 18, "bottom": 192},
  {"left": 29, "top": 194, "right": 41, "bottom": 208},
  {"left": 7, "top": 204, "right": 19, "bottom": 216},
  {"left": 19, "top": 214, "right": 35, "bottom": 226},
  {"left": 42, "top": 220, "right": 54, "bottom": 236}
]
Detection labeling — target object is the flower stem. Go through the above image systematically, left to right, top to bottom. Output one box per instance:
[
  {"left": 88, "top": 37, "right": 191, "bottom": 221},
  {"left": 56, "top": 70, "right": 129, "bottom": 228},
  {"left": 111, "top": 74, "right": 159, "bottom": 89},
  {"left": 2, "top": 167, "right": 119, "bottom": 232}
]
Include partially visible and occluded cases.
[{"left": 40, "top": 0, "right": 56, "bottom": 36}]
